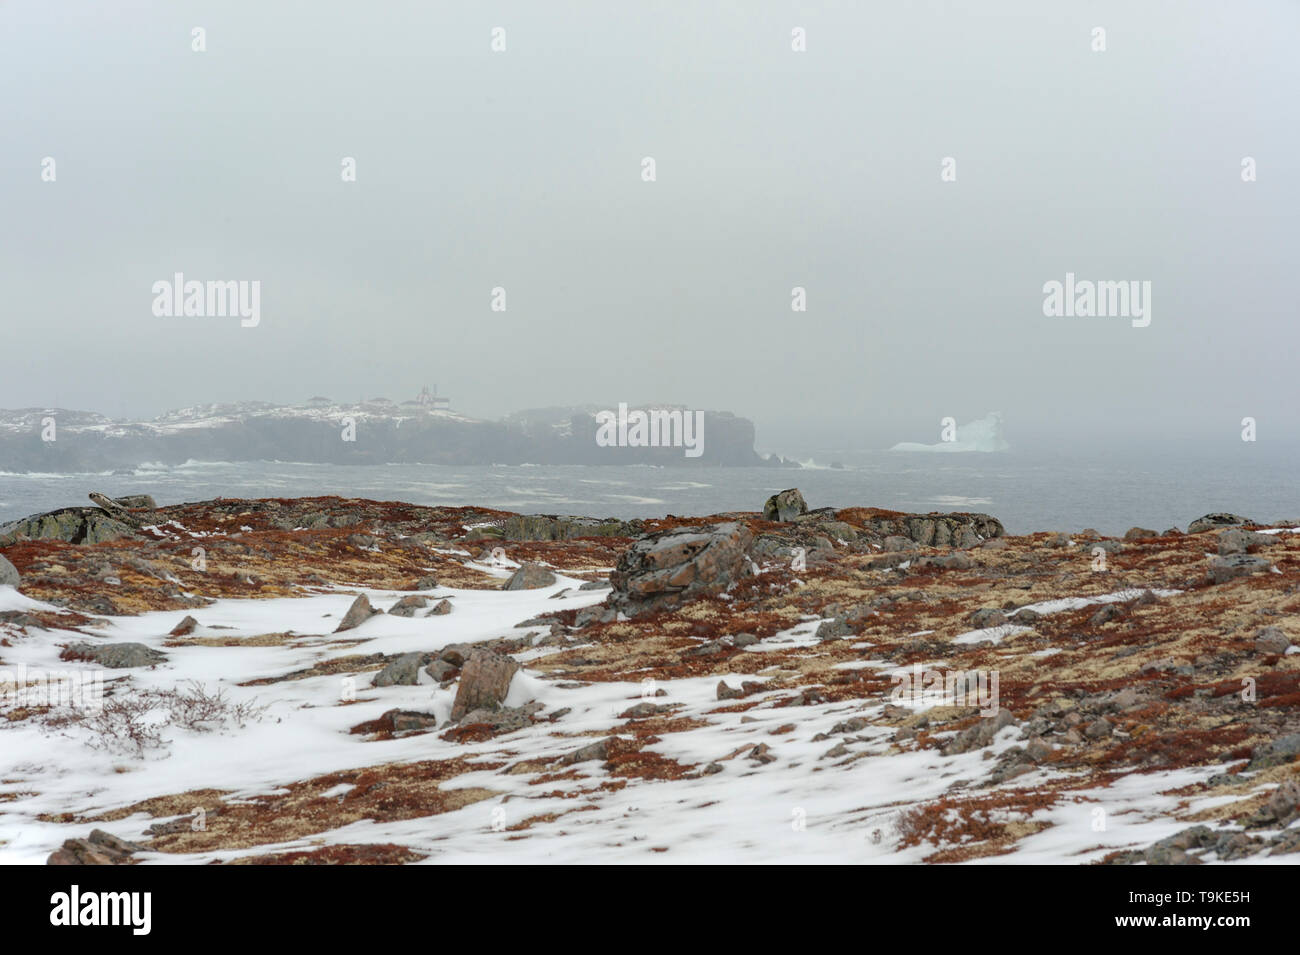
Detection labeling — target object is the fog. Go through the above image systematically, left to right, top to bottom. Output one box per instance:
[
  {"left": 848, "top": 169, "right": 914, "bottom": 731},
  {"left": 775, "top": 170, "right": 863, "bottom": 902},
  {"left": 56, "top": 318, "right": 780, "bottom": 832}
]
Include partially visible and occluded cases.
[{"left": 3, "top": 0, "right": 1297, "bottom": 455}]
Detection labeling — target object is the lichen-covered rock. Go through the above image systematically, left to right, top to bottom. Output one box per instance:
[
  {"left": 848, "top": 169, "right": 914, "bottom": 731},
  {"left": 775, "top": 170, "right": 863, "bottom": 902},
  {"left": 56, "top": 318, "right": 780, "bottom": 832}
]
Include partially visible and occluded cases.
[
  {"left": 763, "top": 488, "right": 807, "bottom": 522},
  {"left": 0, "top": 507, "right": 138, "bottom": 546},
  {"left": 1188, "top": 512, "right": 1253, "bottom": 534},
  {"left": 608, "top": 521, "right": 755, "bottom": 615},
  {"left": 0, "top": 553, "right": 19, "bottom": 588},
  {"left": 502, "top": 563, "right": 557, "bottom": 591},
  {"left": 335, "top": 594, "right": 381, "bottom": 632},
  {"left": 388, "top": 595, "right": 428, "bottom": 617},
  {"left": 63, "top": 642, "right": 167, "bottom": 668},
  {"left": 450, "top": 650, "right": 520, "bottom": 721},
  {"left": 372, "top": 652, "right": 432, "bottom": 687},
  {"left": 47, "top": 829, "right": 144, "bottom": 865}
]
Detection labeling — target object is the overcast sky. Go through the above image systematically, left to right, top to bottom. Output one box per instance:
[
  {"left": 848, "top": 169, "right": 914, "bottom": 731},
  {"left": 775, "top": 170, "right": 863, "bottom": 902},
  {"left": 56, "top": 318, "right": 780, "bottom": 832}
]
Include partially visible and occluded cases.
[{"left": 3, "top": 1, "right": 1297, "bottom": 452}]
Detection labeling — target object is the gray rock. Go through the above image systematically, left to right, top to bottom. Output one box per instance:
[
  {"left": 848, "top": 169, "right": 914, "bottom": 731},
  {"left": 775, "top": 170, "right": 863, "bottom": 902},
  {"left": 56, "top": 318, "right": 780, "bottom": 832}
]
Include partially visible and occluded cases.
[
  {"left": 763, "top": 488, "right": 808, "bottom": 522},
  {"left": 0, "top": 507, "right": 137, "bottom": 547},
  {"left": 1188, "top": 512, "right": 1253, "bottom": 534},
  {"left": 607, "top": 521, "right": 755, "bottom": 616},
  {"left": 1218, "top": 528, "right": 1274, "bottom": 555},
  {"left": 883, "top": 535, "right": 921, "bottom": 553},
  {"left": 0, "top": 553, "right": 19, "bottom": 588},
  {"left": 1208, "top": 554, "right": 1274, "bottom": 584},
  {"left": 502, "top": 563, "right": 557, "bottom": 591},
  {"left": 334, "top": 594, "right": 381, "bottom": 631},
  {"left": 388, "top": 595, "right": 428, "bottom": 617},
  {"left": 969, "top": 608, "right": 1007, "bottom": 628},
  {"left": 169, "top": 615, "right": 199, "bottom": 636},
  {"left": 1255, "top": 626, "right": 1291, "bottom": 655},
  {"left": 64, "top": 642, "right": 167, "bottom": 668},
  {"left": 438, "top": 644, "right": 471, "bottom": 667},
  {"left": 450, "top": 650, "right": 520, "bottom": 721},
  {"left": 372, "top": 652, "right": 431, "bottom": 687},
  {"left": 425, "top": 658, "right": 459, "bottom": 682},
  {"left": 559, "top": 737, "right": 611, "bottom": 765}
]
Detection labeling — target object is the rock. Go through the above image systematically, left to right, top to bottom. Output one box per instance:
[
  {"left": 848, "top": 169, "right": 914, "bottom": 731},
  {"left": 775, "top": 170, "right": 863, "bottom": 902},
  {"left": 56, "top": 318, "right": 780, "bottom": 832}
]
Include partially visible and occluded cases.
[
  {"left": 763, "top": 488, "right": 808, "bottom": 522},
  {"left": 88, "top": 492, "right": 146, "bottom": 527},
  {"left": 0, "top": 506, "right": 137, "bottom": 546},
  {"left": 1188, "top": 513, "right": 1253, "bottom": 534},
  {"left": 607, "top": 521, "right": 754, "bottom": 616},
  {"left": 1123, "top": 527, "right": 1158, "bottom": 540},
  {"left": 1218, "top": 528, "right": 1273, "bottom": 555},
  {"left": 883, "top": 535, "right": 920, "bottom": 553},
  {"left": 0, "top": 553, "right": 19, "bottom": 588},
  {"left": 1208, "top": 554, "right": 1274, "bottom": 584},
  {"left": 502, "top": 563, "right": 557, "bottom": 591},
  {"left": 334, "top": 594, "right": 381, "bottom": 632},
  {"left": 388, "top": 595, "right": 428, "bottom": 617},
  {"left": 425, "top": 598, "right": 453, "bottom": 616},
  {"left": 1089, "top": 604, "right": 1125, "bottom": 626},
  {"left": 969, "top": 608, "right": 1007, "bottom": 628},
  {"left": 169, "top": 615, "right": 199, "bottom": 636},
  {"left": 815, "top": 616, "right": 851, "bottom": 641},
  {"left": 1255, "top": 626, "right": 1292, "bottom": 655},
  {"left": 682, "top": 638, "right": 728, "bottom": 659},
  {"left": 63, "top": 642, "right": 167, "bottom": 668},
  {"left": 438, "top": 644, "right": 471, "bottom": 667},
  {"left": 450, "top": 650, "right": 520, "bottom": 721},
  {"left": 372, "top": 652, "right": 432, "bottom": 687},
  {"left": 425, "top": 658, "right": 459, "bottom": 682},
  {"left": 717, "top": 680, "right": 744, "bottom": 700},
  {"left": 619, "top": 702, "right": 668, "bottom": 719},
  {"left": 366, "top": 708, "right": 442, "bottom": 734},
  {"left": 942, "top": 708, "right": 1017, "bottom": 755},
  {"left": 1085, "top": 718, "right": 1113, "bottom": 739},
  {"left": 560, "top": 737, "right": 611, "bottom": 765},
  {"left": 47, "top": 829, "right": 144, "bottom": 865}
]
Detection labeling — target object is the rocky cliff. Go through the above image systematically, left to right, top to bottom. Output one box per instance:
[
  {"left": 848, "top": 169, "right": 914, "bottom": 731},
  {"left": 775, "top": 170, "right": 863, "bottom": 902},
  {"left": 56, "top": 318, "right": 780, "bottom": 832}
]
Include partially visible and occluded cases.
[{"left": 0, "top": 401, "right": 797, "bottom": 471}]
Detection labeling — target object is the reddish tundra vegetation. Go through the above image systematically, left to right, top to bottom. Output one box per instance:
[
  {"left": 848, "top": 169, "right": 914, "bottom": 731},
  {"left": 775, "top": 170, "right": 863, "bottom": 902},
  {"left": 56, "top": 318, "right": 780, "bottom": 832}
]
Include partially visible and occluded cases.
[{"left": 1, "top": 492, "right": 1298, "bottom": 864}]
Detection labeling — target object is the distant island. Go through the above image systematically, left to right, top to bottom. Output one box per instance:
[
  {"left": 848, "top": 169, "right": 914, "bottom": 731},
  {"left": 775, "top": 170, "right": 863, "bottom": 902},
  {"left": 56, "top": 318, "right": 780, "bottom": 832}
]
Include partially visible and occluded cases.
[{"left": 0, "top": 388, "right": 799, "bottom": 472}]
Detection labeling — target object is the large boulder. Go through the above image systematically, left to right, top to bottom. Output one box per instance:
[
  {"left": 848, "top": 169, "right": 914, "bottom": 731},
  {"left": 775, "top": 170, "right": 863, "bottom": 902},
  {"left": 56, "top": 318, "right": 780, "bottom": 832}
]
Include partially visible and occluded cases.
[
  {"left": 763, "top": 489, "right": 808, "bottom": 522},
  {"left": 0, "top": 507, "right": 137, "bottom": 546},
  {"left": 1188, "top": 513, "right": 1253, "bottom": 534},
  {"left": 608, "top": 521, "right": 755, "bottom": 616},
  {"left": 0, "top": 553, "right": 18, "bottom": 588},
  {"left": 1208, "top": 554, "right": 1274, "bottom": 584},
  {"left": 502, "top": 563, "right": 557, "bottom": 591},
  {"left": 334, "top": 594, "right": 381, "bottom": 632},
  {"left": 450, "top": 650, "right": 520, "bottom": 721},
  {"left": 372, "top": 652, "right": 433, "bottom": 687}
]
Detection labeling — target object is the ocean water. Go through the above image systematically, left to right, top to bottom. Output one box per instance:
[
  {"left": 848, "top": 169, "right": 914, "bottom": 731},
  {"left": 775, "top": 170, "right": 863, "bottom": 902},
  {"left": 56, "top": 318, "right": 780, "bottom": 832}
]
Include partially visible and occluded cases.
[{"left": 1, "top": 447, "right": 1295, "bottom": 537}]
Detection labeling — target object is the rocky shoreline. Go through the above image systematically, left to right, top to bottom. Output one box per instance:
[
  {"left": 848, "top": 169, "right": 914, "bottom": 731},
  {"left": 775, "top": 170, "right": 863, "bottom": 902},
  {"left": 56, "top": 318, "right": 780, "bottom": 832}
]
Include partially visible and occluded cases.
[{"left": 1, "top": 490, "right": 1298, "bottom": 864}]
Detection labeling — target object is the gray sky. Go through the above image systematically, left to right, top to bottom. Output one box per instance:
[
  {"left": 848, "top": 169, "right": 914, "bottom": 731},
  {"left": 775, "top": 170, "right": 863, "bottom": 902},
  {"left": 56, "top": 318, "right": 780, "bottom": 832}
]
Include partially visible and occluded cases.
[{"left": 3, "top": 0, "right": 1298, "bottom": 451}]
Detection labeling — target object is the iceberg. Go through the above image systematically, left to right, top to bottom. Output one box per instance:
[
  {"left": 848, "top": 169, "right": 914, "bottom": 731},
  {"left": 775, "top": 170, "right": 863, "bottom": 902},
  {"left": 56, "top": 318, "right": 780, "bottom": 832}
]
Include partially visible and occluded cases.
[{"left": 890, "top": 412, "right": 1009, "bottom": 453}]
